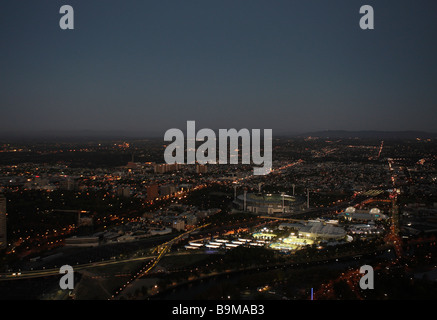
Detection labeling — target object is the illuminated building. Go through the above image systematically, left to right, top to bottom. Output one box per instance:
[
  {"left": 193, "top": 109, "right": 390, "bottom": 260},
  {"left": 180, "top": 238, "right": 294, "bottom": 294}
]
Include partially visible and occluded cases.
[
  {"left": 154, "top": 163, "right": 182, "bottom": 174},
  {"left": 196, "top": 164, "right": 208, "bottom": 174},
  {"left": 146, "top": 184, "right": 159, "bottom": 201},
  {"left": 160, "top": 184, "right": 177, "bottom": 196},
  {"left": 0, "top": 194, "right": 6, "bottom": 250},
  {"left": 339, "top": 207, "right": 388, "bottom": 221},
  {"left": 173, "top": 220, "right": 185, "bottom": 231},
  {"left": 270, "top": 221, "right": 346, "bottom": 251},
  {"left": 296, "top": 221, "right": 347, "bottom": 241}
]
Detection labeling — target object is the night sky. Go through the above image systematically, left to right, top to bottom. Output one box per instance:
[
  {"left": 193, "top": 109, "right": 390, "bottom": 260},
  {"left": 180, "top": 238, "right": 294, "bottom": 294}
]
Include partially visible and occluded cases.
[{"left": 1, "top": 0, "right": 436, "bottom": 137}]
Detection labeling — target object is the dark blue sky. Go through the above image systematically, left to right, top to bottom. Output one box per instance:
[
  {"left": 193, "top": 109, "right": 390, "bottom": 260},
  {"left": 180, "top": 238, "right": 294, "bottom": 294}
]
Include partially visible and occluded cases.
[{"left": 1, "top": 0, "right": 436, "bottom": 136}]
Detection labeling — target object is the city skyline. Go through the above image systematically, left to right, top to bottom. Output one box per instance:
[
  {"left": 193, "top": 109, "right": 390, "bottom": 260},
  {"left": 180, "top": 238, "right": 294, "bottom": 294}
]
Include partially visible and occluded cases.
[
  {"left": 1, "top": 0, "right": 437, "bottom": 135},
  {"left": 2, "top": 0, "right": 437, "bottom": 306},
  {"left": 1, "top": 136, "right": 437, "bottom": 301}
]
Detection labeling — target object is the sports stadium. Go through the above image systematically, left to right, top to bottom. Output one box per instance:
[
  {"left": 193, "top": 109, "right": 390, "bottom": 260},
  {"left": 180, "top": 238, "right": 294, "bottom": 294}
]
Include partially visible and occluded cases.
[{"left": 233, "top": 192, "right": 305, "bottom": 214}]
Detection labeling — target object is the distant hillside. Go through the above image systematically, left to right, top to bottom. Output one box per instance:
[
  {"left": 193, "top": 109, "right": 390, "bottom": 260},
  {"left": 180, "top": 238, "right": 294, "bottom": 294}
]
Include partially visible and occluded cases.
[
  {"left": 0, "top": 130, "right": 163, "bottom": 142},
  {"left": 296, "top": 130, "right": 437, "bottom": 140}
]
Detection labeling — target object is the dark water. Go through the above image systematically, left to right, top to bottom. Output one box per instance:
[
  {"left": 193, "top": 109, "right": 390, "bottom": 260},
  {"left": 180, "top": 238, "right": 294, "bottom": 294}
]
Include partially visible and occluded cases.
[{"left": 151, "top": 250, "right": 390, "bottom": 300}]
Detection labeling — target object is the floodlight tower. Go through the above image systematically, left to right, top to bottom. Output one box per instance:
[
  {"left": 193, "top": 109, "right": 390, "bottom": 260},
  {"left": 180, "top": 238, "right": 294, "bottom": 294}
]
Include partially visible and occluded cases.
[
  {"left": 306, "top": 188, "right": 310, "bottom": 209},
  {"left": 281, "top": 192, "right": 285, "bottom": 213}
]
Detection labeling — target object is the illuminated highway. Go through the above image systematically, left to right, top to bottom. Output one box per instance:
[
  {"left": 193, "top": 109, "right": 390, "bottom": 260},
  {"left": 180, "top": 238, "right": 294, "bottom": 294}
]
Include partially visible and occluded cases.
[
  {"left": 110, "top": 223, "right": 210, "bottom": 299},
  {"left": 0, "top": 224, "right": 210, "bottom": 282},
  {"left": 0, "top": 255, "right": 157, "bottom": 281}
]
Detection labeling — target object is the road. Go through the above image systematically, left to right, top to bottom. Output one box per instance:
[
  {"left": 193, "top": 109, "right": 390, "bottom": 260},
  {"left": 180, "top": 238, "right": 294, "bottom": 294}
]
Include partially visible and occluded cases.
[
  {"left": 109, "top": 223, "right": 210, "bottom": 299},
  {"left": 0, "top": 224, "right": 210, "bottom": 282},
  {"left": 0, "top": 254, "right": 157, "bottom": 281}
]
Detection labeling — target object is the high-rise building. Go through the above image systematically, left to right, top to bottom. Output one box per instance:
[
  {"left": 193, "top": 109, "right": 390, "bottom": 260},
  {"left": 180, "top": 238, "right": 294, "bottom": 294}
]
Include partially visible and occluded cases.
[
  {"left": 154, "top": 163, "right": 182, "bottom": 174},
  {"left": 196, "top": 164, "right": 208, "bottom": 174},
  {"left": 60, "top": 177, "right": 77, "bottom": 191},
  {"left": 146, "top": 184, "right": 159, "bottom": 201},
  {"left": 160, "top": 184, "right": 176, "bottom": 196},
  {"left": 117, "top": 186, "right": 131, "bottom": 198},
  {"left": 0, "top": 194, "right": 7, "bottom": 250},
  {"left": 173, "top": 220, "right": 185, "bottom": 232}
]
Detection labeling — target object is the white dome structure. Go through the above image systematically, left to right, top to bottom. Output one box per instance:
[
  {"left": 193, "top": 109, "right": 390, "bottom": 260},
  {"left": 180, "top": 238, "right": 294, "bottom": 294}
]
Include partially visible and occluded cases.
[
  {"left": 340, "top": 206, "right": 387, "bottom": 221},
  {"left": 345, "top": 207, "right": 356, "bottom": 213}
]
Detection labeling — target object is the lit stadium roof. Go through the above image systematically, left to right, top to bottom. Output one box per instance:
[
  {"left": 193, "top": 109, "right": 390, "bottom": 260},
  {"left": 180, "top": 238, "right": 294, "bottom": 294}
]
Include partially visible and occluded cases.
[{"left": 237, "top": 193, "right": 296, "bottom": 204}]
